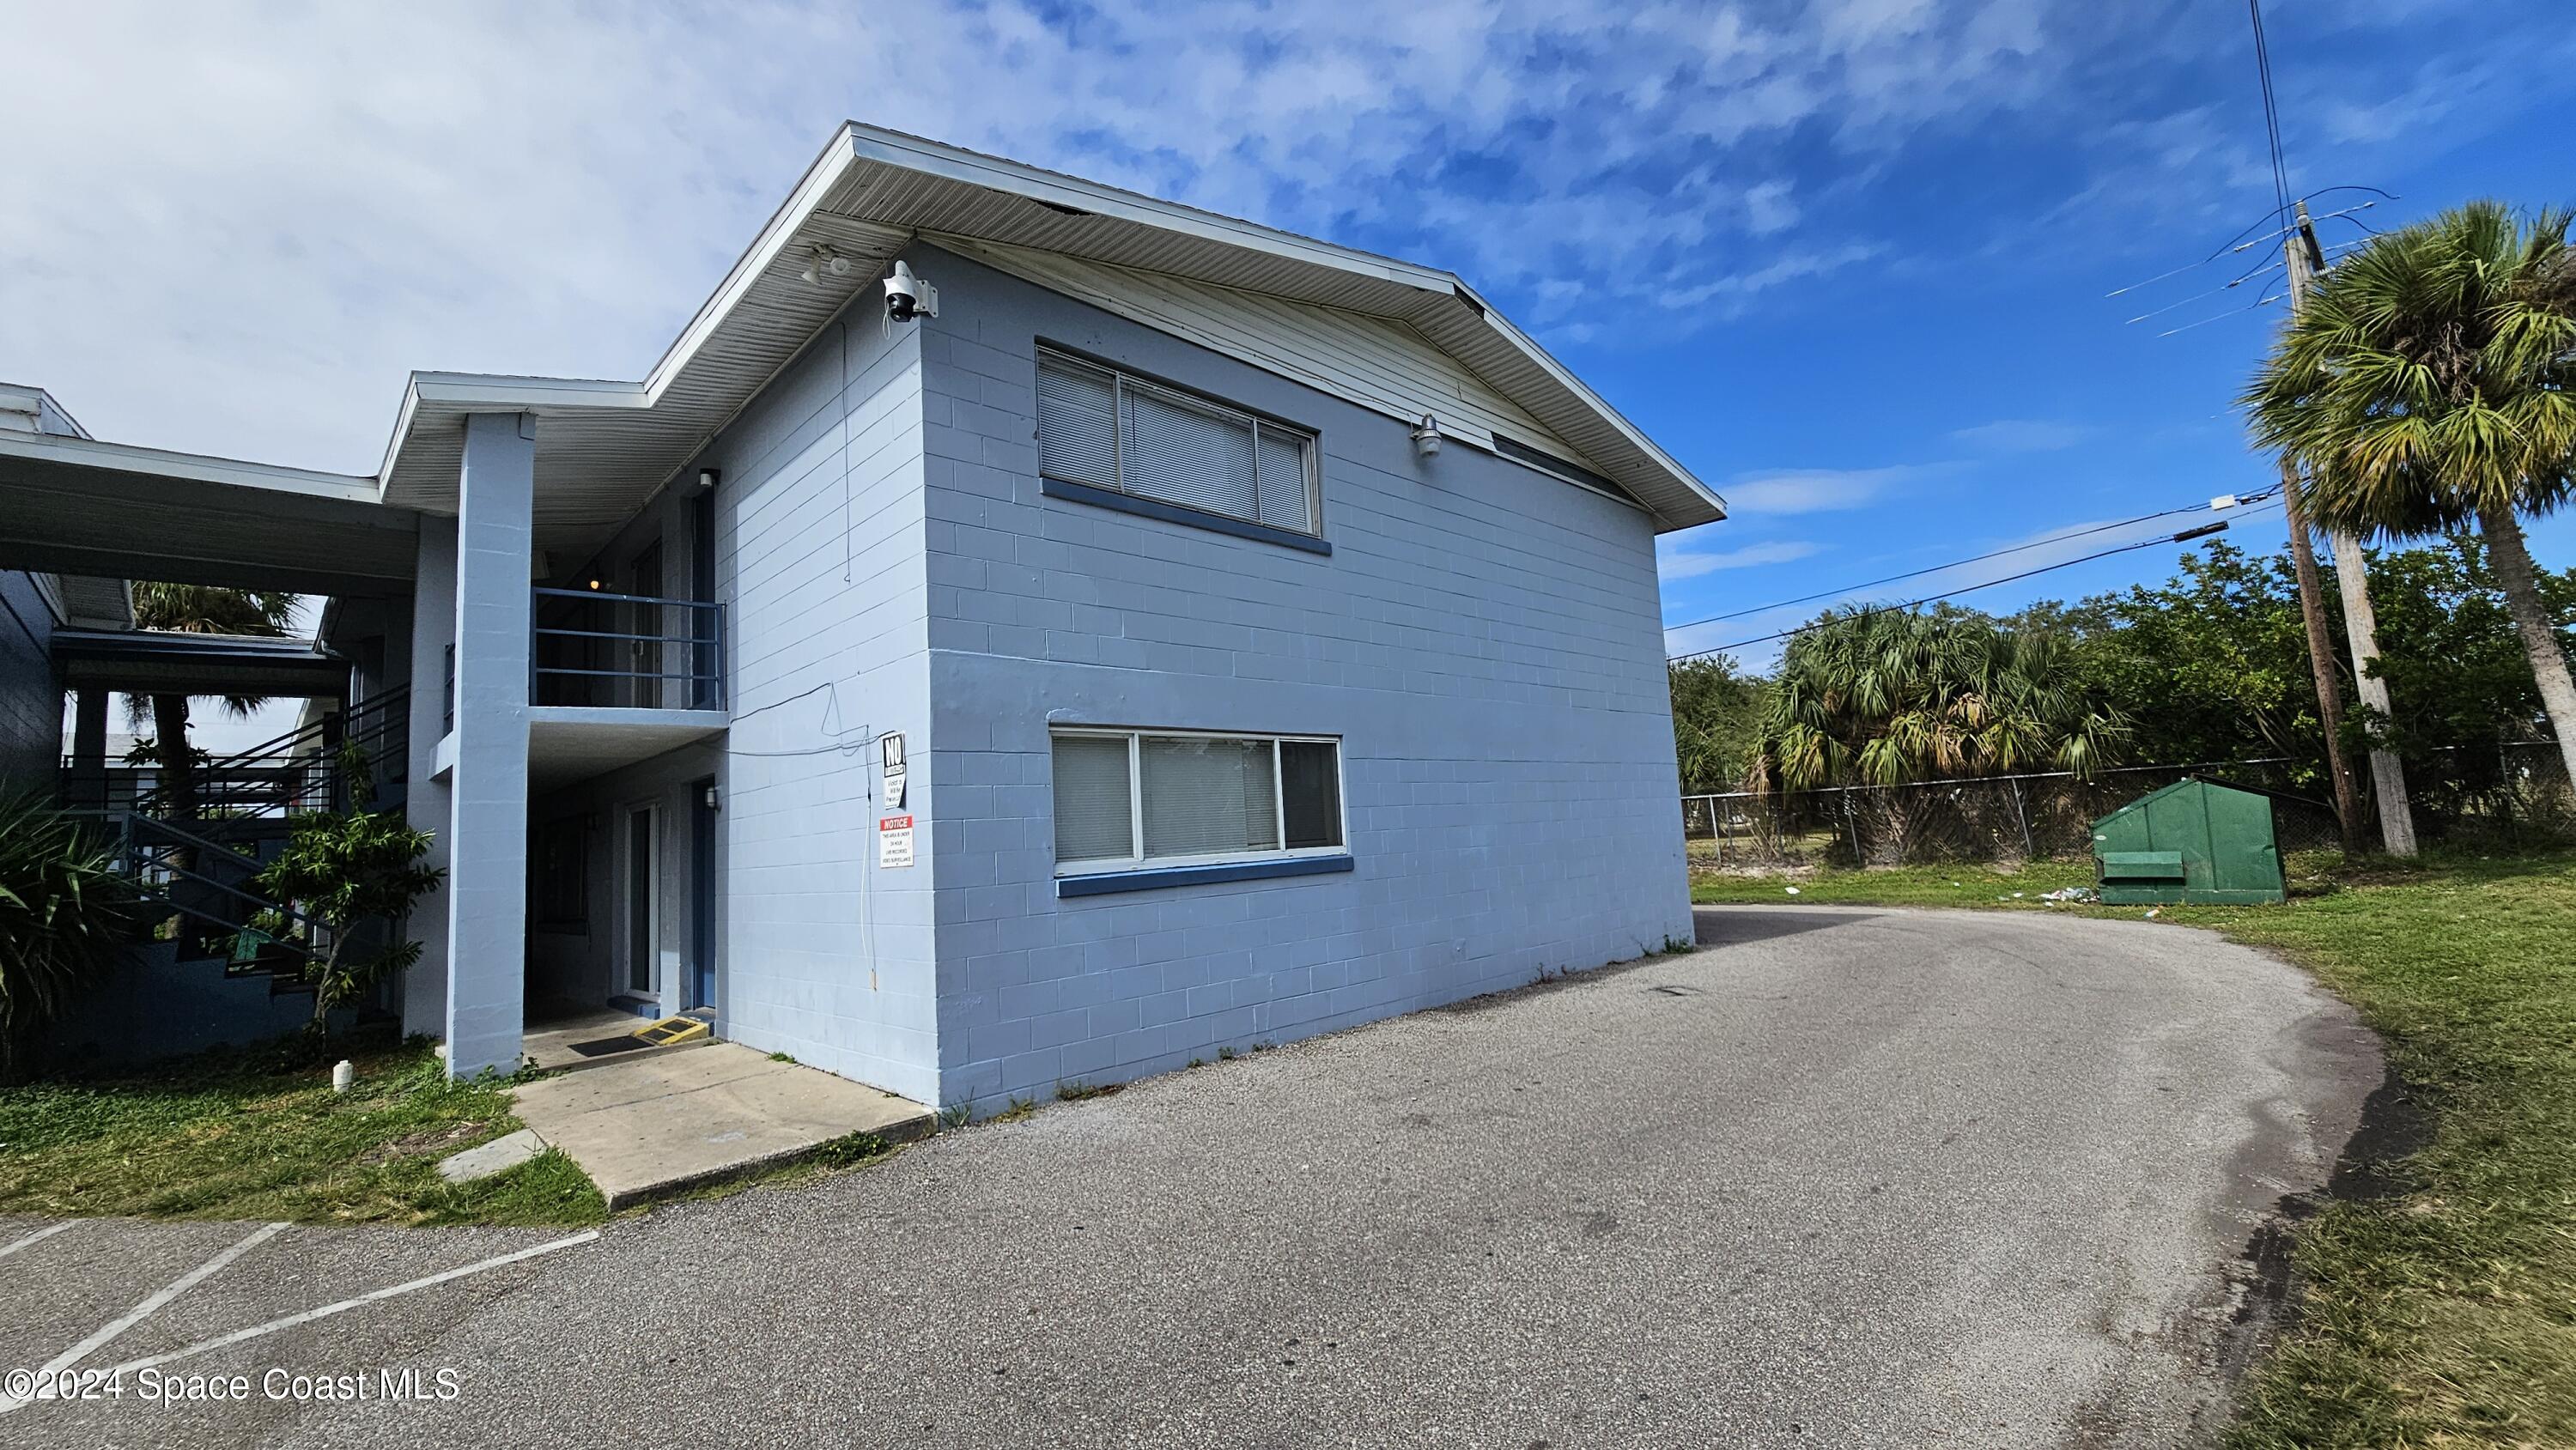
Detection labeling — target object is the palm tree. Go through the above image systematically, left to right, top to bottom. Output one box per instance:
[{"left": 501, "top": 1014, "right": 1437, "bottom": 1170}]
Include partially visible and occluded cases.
[
  {"left": 2246, "top": 202, "right": 2576, "bottom": 784},
  {"left": 126, "top": 585, "right": 299, "bottom": 824},
  {"left": 1750, "top": 608, "right": 2127, "bottom": 791}
]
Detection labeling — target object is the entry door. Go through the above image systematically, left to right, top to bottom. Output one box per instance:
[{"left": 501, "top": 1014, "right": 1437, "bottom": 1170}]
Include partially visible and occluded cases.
[
  {"left": 628, "top": 543, "right": 663, "bottom": 709},
  {"left": 690, "top": 779, "right": 717, "bottom": 1011},
  {"left": 625, "top": 805, "right": 657, "bottom": 998}
]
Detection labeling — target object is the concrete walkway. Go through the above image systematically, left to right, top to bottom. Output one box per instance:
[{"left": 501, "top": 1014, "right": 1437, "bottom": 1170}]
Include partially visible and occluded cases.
[
  {"left": 519, "top": 1009, "right": 696, "bottom": 1073},
  {"left": 511, "top": 1042, "right": 934, "bottom": 1209}
]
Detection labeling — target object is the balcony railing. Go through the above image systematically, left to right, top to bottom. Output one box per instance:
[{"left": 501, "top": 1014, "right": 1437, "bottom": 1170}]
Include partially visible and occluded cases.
[
  {"left": 530, "top": 586, "right": 726, "bottom": 710},
  {"left": 60, "top": 684, "right": 410, "bottom": 822}
]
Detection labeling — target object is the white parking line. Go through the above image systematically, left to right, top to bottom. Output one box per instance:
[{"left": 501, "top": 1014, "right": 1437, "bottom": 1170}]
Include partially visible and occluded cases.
[
  {"left": 0, "top": 1221, "right": 288, "bottom": 1413},
  {"left": 0, "top": 1222, "right": 78, "bottom": 1259},
  {"left": 93, "top": 1229, "right": 600, "bottom": 1380}
]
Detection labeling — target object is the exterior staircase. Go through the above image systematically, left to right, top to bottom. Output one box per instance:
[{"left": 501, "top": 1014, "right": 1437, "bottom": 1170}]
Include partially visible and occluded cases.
[{"left": 65, "top": 688, "right": 410, "bottom": 1001}]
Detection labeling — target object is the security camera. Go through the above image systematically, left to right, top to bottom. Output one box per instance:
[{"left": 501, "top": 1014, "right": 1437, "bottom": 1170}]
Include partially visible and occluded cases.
[{"left": 884, "top": 261, "right": 938, "bottom": 321}]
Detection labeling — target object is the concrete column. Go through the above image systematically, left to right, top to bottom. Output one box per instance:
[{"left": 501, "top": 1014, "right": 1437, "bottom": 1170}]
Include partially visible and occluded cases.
[
  {"left": 443, "top": 413, "right": 536, "bottom": 1077},
  {"left": 402, "top": 516, "right": 459, "bottom": 1038},
  {"left": 70, "top": 687, "right": 108, "bottom": 806}
]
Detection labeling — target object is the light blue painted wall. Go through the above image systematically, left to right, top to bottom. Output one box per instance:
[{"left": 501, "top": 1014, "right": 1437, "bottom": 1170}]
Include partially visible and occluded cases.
[
  {"left": 906, "top": 245, "right": 1693, "bottom": 1111},
  {"left": 405, "top": 248, "right": 1688, "bottom": 1109},
  {"left": 669, "top": 302, "right": 945, "bottom": 1103},
  {"left": 443, "top": 413, "right": 538, "bottom": 1077},
  {"left": 400, "top": 518, "right": 458, "bottom": 1037},
  {"left": 0, "top": 570, "right": 59, "bottom": 789}
]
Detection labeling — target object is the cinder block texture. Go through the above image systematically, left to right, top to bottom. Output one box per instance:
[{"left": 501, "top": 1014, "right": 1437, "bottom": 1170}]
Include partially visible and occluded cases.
[{"left": 910, "top": 247, "right": 1692, "bottom": 1111}]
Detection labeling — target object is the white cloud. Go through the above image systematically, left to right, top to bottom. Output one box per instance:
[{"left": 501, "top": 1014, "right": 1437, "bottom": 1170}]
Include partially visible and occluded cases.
[
  {"left": 0, "top": 0, "right": 2187, "bottom": 470},
  {"left": 8, "top": 0, "right": 2564, "bottom": 488},
  {"left": 1742, "top": 180, "right": 1801, "bottom": 236},
  {"left": 1947, "top": 418, "right": 2095, "bottom": 452},
  {"left": 1721, "top": 463, "right": 1953, "bottom": 515},
  {"left": 1657, "top": 538, "right": 1823, "bottom": 580}
]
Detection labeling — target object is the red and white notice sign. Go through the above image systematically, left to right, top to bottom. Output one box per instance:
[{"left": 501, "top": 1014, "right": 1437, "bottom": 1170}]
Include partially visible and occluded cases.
[{"left": 877, "top": 815, "right": 915, "bottom": 869}]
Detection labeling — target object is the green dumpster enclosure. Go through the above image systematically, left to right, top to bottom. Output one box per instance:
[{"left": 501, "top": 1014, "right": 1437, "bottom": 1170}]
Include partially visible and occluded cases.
[{"left": 2090, "top": 778, "right": 2287, "bottom": 905}]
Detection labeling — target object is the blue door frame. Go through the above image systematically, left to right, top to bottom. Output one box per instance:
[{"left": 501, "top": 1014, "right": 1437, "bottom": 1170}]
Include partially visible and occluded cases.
[{"left": 690, "top": 778, "right": 717, "bottom": 1011}]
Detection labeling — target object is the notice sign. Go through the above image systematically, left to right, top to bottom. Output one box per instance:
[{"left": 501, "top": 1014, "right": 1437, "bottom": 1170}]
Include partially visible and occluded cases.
[{"left": 877, "top": 815, "right": 915, "bottom": 869}]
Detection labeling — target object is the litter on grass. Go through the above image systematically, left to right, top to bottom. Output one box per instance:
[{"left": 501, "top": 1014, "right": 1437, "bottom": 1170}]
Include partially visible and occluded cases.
[{"left": 2040, "top": 887, "right": 2099, "bottom": 904}]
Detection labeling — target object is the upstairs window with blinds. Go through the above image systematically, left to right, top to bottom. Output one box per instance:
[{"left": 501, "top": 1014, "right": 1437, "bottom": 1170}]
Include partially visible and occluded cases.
[
  {"left": 1037, "top": 348, "right": 1320, "bottom": 537},
  {"left": 1052, "top": 729, "right": 1346, "bottom": 874}
]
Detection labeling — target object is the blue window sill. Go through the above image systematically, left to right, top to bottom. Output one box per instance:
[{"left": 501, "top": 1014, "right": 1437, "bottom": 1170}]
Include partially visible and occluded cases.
[
  {"left": 1041, "top": 476, "right": 1332, "bottom": 555},
  {"left": 1056, "top": 854, "right": 1354, "bottom": 898}
]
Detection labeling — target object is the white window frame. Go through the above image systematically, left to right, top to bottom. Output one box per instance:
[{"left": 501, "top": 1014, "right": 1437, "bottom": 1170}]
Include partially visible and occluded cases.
[
  {"left": 1036, "top": 347, "right": 1322, "bottom": 537},
  {"left": 1050, "top": 726, "right": 1349, "bottom": 877}
]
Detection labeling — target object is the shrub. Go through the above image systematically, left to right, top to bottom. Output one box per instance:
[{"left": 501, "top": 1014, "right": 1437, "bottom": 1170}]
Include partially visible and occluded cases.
[
  {"left": 253, "top": 746, "right": 443, "bottom": 1036},
  {"left": 0, "top": 792, "right": 147, "bottom": 1079}
]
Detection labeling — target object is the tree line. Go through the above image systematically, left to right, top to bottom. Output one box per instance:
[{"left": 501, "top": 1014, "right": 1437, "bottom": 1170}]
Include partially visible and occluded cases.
[
  {"left": 1674, "top": 201, "right": 2576, "bottom": 840},
  {"left": 1671, "top": 535, "right": 2576, "bottom": 801}
]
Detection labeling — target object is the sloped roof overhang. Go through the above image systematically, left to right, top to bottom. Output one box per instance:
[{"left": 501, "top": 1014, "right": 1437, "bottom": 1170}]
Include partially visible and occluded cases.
[{"left": 378, "top": 123, "right": 1725, "bottom": 560}]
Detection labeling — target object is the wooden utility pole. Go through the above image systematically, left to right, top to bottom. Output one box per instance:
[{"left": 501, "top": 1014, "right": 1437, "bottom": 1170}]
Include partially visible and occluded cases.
[
  {"left": 2284, "top": 201, "right": 2418, "bottom": 855},
  {"left": 2273, "top": 242, "right": 2366, "bottom": 851}
]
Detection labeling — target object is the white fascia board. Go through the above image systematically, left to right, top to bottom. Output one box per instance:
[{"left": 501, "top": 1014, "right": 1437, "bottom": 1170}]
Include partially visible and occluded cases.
[
  {"left": 843, "top": 123, "right": 1456, "bottom": 298},
  {"left": 846, "top": 125, "right": 1718, "bottom": 524},
  {"left": 641, "top": 126, "right": 867, "bottom": 401},
  {"left": 374, "top": 129, "right": 855, "bottom": 485},
  {"left": 1449, "top": 282, "right": 1728, "bottom": 524},
  {"left": 375, "top": 372, "right": 653, "bottom": 483},
  {"left": 409, "top": 373, "right": 651, "bottom": 410},
  {"left": 0, "top": 382, "right": 92, "bottom": 440},
  {"left": 0, "top": 428, "right": 382, "bottom": 505}
]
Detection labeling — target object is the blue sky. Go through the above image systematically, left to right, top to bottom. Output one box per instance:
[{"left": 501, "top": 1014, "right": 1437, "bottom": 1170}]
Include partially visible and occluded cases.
[{"left": 5, "top": 0, "right": 2573, "bottom": 694}]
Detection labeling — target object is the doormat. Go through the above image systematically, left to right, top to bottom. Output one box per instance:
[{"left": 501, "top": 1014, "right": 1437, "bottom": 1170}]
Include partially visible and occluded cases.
[{"left": 568, "top": 1034, "right": 656, "bottom": 1058}]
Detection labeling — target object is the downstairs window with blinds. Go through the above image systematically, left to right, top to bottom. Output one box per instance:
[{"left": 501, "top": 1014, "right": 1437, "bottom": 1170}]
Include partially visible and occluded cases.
[
  {"left": 1036, "top": 348, "right": 1320, "bottom": 537},
  {"left": 1051, "top": 729, "right": 1346, "bottom": 874}
]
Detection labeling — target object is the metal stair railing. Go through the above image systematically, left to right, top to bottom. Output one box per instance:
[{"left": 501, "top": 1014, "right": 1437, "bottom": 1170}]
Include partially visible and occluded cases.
[
  {"left": 62, "top": 685, "right": 410, "bottom": 822},
  {"left": 114, "top": 814, "right": 333, "bottom": 981}
]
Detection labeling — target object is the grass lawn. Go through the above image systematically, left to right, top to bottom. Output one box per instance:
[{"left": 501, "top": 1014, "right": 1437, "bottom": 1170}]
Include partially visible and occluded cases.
[
  {"left": 1698, "top": 849, "right": 2576, "bottom": 1448},
  {"left": 0, "top": 1034, "right": 605, "bottom": 1228}
]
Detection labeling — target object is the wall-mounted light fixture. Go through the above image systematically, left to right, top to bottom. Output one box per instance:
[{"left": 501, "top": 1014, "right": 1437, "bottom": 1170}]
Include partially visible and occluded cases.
[
  {"left": 799, "top": 246, "right": 853, "bottom": 286},
  {"left": 1410, "top": 414, "right": 1443, "bottom": 459},
  {"left": 696, "top": 468, "right": 720, "bottom": 494},
  {"left": 585, "top": 578, "right": 604, "bottom": 591},
  {"left": 702, "top": 784, "right": 721, "bottom": 811}
]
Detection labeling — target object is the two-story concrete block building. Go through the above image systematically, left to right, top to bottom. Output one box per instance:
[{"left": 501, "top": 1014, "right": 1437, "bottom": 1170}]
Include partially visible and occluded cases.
[{"left": 0, "top": 124, "right": 1724, "bottom": 1111}]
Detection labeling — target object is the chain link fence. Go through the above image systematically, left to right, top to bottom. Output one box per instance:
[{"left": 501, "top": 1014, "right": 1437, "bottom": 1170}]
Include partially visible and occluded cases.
[{"left": 1684, "top": 742, "right": 2574, "bottom": 868}]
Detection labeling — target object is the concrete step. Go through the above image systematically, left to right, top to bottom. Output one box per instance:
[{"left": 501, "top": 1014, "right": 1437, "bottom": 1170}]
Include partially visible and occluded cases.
[{"left": 509, "top": 1042, "right": 936, "bottom": 1211}]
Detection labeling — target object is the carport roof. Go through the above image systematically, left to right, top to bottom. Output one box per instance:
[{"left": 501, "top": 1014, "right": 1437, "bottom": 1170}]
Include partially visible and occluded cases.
[
  {"left": 0, "top": 428, "right": 416, "bottom": 597},
  {"left": 52, "top": 628, "right": 347, "bottom": 698}
]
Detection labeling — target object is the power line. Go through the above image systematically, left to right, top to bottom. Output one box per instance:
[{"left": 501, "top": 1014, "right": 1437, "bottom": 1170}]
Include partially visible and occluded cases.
[
  {"left": 2248, "top": 0, "right": 2294, "bottom": 223},
  {"left": 2178, "top": 187, "right": 2395, "bottom": 280},
  {"left": 2111, "top": 202, "right": 2384, "bottom": 315},
  {"left": 2122, "top": 246, "right": 2287, "bottom": 324},
  {"left": 2156, "top": 288, "right": 2285, "bottom": 338},
  {"left": 1662, "top": 490, "right": 2274, "bottom": 635},
  {"left": 1667, "top": 501, "right": 2281, "bottom": 664}
]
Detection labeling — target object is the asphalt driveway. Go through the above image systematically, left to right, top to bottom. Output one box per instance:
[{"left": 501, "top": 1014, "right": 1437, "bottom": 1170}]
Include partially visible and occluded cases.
[{"left": 0, "top": 906, "right": 2376, "bottom": 1448}]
